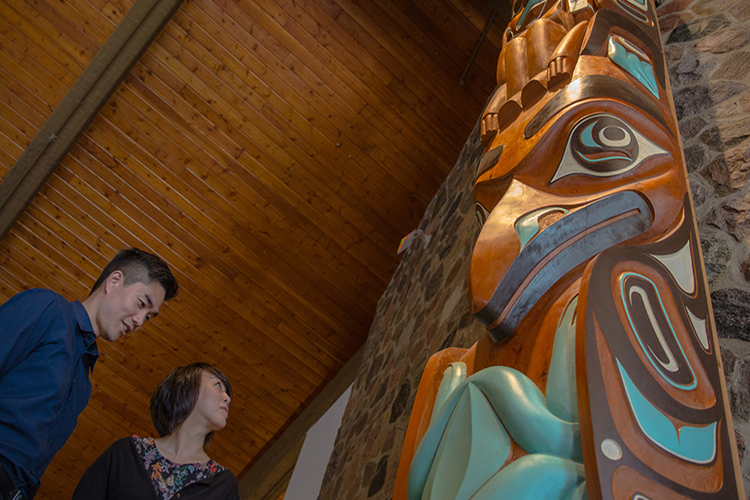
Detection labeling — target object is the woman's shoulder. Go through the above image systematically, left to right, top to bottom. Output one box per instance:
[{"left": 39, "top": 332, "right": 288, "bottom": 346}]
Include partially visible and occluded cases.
[
  {"left": 97, "top": 435, "right": 155, "bottom": 462},
  {"left": 128, "top": 435, "right": 154, "bottom": 449},
  {"left": 99, "top": 436, "right": 143, "bottom": 454},
  {"left": 82, "top": 437, "right": 150, "bottom": 474},
  {"left": 204, "top": 459, "right": 228, "bottom": 474},
  {"left": 212, "top": 466, "right": 237, "bottom": 479},
  {"left": 209, "top": 468, "right": 239, "bottom": 499}
]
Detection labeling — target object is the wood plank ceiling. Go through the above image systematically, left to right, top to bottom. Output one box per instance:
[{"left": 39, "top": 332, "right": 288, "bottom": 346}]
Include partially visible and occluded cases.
[{"left": 0, "top": 0, "right": 505, "bottom": 496}]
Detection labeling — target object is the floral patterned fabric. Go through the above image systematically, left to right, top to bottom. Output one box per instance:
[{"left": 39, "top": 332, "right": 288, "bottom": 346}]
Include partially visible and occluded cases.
[{"left": 131, "top": 435, "right": 227, "bottom": 500}]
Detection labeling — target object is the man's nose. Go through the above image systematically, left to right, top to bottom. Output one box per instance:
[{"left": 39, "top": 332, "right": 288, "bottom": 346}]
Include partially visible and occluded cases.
[{"left": 133, "top": 312, "right": 147, "bottom": 327}]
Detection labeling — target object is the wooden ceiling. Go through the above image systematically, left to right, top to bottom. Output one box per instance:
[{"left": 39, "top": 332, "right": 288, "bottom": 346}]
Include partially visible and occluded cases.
[{"left": 0, "top": 0, "right": 504, "bottom": 496}]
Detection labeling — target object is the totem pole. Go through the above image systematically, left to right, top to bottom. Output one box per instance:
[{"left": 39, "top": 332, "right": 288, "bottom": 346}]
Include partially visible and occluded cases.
[{"left": 392, "top": 0, "right": 745, "bottom": 498}]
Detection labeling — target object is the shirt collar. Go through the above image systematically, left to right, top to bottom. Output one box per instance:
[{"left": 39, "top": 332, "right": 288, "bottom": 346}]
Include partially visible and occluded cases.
[{"left": 72, "top": 300, "right": 99, "bottom": 370}]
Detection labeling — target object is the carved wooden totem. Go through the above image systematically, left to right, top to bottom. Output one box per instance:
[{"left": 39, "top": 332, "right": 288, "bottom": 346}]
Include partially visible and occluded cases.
[{"left": 393, "top": 0, "right": 745, "bottom": 499}]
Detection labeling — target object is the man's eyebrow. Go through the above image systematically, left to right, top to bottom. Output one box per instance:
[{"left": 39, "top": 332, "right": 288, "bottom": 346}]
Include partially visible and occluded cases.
[{"left": 144, "top": 294, "right": 154, "bottom": 308}]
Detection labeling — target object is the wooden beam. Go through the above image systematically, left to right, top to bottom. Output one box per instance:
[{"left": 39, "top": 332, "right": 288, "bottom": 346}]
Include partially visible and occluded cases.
[
  {"left": 0, "top": 0, "right": 185, "bottom": 241},
  {"left": 239, "top": 346, "right": 364, "bottom": 500}
]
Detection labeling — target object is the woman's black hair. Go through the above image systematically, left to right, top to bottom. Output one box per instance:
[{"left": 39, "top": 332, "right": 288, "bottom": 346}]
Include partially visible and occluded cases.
[{"left": 150, "top": 362, "right": 232, "bottom": 448}]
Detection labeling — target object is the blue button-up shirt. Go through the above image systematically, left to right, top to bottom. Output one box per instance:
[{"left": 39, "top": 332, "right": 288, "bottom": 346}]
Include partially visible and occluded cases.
[{"left": 0, "top": 288, "right": 99, "bottom": 499}]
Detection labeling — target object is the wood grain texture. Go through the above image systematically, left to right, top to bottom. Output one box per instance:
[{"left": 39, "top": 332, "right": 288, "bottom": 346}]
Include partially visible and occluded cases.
[{"left": 0, "top": 0, "right": 504, "bottom": 497}]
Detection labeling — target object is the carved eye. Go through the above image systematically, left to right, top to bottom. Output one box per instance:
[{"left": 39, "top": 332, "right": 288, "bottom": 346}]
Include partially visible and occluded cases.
[{"left": 550, "top": 114, "right": 667, "bottom": 183}]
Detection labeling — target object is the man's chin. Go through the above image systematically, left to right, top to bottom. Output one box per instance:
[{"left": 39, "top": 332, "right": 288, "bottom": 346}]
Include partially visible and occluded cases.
[{"left": 101, "top": 330, "right": 125, "bottom": 342}]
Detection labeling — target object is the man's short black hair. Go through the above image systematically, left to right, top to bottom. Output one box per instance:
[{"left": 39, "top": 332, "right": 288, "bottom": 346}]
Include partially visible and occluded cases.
[
  {"left": 90, "top": 248, "right": 178, "bottom": 300},
  {"left": 150, "top": 363, "right": 232, "bottom": 448}
]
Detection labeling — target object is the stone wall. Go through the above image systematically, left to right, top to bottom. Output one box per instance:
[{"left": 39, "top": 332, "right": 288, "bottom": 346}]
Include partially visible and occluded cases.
[{"left": 318, "top": 0, "right": 750, "bottom": 497}]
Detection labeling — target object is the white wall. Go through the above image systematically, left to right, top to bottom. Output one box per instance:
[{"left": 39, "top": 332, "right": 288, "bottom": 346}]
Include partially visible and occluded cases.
[{"left": 284, "top": 384, "right": 352, "bottom": 499}]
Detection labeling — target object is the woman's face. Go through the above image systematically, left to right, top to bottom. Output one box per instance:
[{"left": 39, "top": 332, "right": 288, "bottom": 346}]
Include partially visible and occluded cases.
[{"left": 193, "top": 370, "right": 231, "bottom": 431}]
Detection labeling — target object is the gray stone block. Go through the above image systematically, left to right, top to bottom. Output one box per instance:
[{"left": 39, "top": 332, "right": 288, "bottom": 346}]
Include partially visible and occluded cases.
[
  {"left": 667, "top": 14, "right": 730, "bottom": 44},
  {"left": 673, "top": 83, "right": 744, "bottom": 120},
  {"left": 702, "top": 145, "right": 750, "bottom": 196},
  {"left": 701, "top": 234, "right": 732, "bottom": 284},
  {"left": 712, "top": 288, "right": 750, "bottom": 341}
]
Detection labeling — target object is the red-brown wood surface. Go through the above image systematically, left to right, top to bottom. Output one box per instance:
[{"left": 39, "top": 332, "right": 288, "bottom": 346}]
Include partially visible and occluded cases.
[{"left": 0, "top": 0, "right": 505, "bottom": 497}]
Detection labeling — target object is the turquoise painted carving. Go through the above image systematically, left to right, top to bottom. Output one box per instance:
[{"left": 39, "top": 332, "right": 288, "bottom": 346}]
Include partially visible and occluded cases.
[
  {"left": 607, "top": 36, "right": 659, "bottom": 98},
  {"left": 515, "top": 208, "right": 570, "bottom": 251},
  {"left": 619, "top": 272, "right": 697, "bottom": 390},
  {"left": 546, "top": 297, "right": 579, "bottom": 422},
  {"left": 408, "top": 302, "right": 582, "bottom": 500},
  {"left": 616, "top": 359, "right": 718, "bottom": 464},
  {"left": 430, "top": 362, "right": 466, "bottom": 427},
  {"left": 420, "top": 383, "right": 511, "bottom": 500},
  {"left": 469, "top": 455, "right": 586, "bottom": 500}
]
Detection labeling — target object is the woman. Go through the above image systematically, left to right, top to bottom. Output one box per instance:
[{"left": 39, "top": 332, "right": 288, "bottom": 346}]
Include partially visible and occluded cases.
[{"left": 72, "top": 363, "right": 239, "bottom": 499}]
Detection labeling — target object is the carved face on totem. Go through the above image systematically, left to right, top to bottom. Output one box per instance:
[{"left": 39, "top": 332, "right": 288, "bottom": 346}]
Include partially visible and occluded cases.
[
  {"left": 392, "top": 0, "right": 744, "bottom": 498},
  {"left": 463, "top": 0, "right": 744, "bottom": 497},
  {"left": 469, "top": 0, "right": 687, "bottom": 344}
]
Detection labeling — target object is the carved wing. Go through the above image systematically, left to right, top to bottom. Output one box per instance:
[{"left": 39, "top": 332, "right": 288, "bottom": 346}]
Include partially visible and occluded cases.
[{"left": 577, "top": 195, "right": 743, "bottom": 500}]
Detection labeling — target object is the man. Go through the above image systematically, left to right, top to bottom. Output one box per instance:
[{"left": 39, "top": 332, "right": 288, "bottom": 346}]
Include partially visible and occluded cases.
[{"left": 0, "top": 248, "right": 178, "bottom": 499}]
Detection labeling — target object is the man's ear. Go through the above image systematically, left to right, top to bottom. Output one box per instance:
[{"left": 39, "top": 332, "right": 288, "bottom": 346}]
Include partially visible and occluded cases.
[{"left": 104, "top": 270, "right": 124, "bottom": 294}]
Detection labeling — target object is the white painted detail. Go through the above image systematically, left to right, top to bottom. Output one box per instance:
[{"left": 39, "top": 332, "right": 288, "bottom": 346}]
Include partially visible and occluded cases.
[
  {"left": 568, "top": 0, "right": 589, "bottom": 13},
  {"left": 622, "top": 0, "right": 648, "bottom": 12},
  {"left": 613, "top": 34, "right": 649, "bottom": 60},
  {"left": 599, "top": 125, "right": 631, "bottom": 147},
  {"left": 650, "top": 241, "right": 695, "bottom": 295},
  {"left": 687, "top": 307, "right": 710, "bottom": 351},
  {"left": 601, "top": 439, "right": 622, "bottom": 461}
]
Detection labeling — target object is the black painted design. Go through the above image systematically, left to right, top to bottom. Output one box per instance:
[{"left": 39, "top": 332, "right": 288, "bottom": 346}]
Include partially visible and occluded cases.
[
  {"left": 612, "top": 0, "right": 655, "bottom": 26},
  {"left": 581, "top": 9, "right": 665, "bottom": 90},
  {"left": 524, "top": 76, "right": 671, "bottom": 140},
  {"left": 551, "top": 113, "right": 667, "bottom": 183},
  {"left": 572, "top": 115, "right": 637, "bottom": 172},
  {"left": 477, "top": 145, "right": 504, "bottom": 179},
  {"left": 581, "top": 195, "right": 741, "bottom": 499},
  {"left": 621, "top": 274, "right": 695, "bottom": 388}
]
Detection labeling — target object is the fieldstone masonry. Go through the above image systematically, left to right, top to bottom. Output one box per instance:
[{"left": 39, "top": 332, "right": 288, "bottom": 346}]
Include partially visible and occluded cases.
[{"left": 317, "top": 0, "right": 750, "bottom": 497}]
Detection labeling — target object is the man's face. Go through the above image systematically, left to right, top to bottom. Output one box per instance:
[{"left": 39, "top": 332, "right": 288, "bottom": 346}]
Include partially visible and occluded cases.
[{"left": 95, "top": 271, "right": 166, "bottom": 342}]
